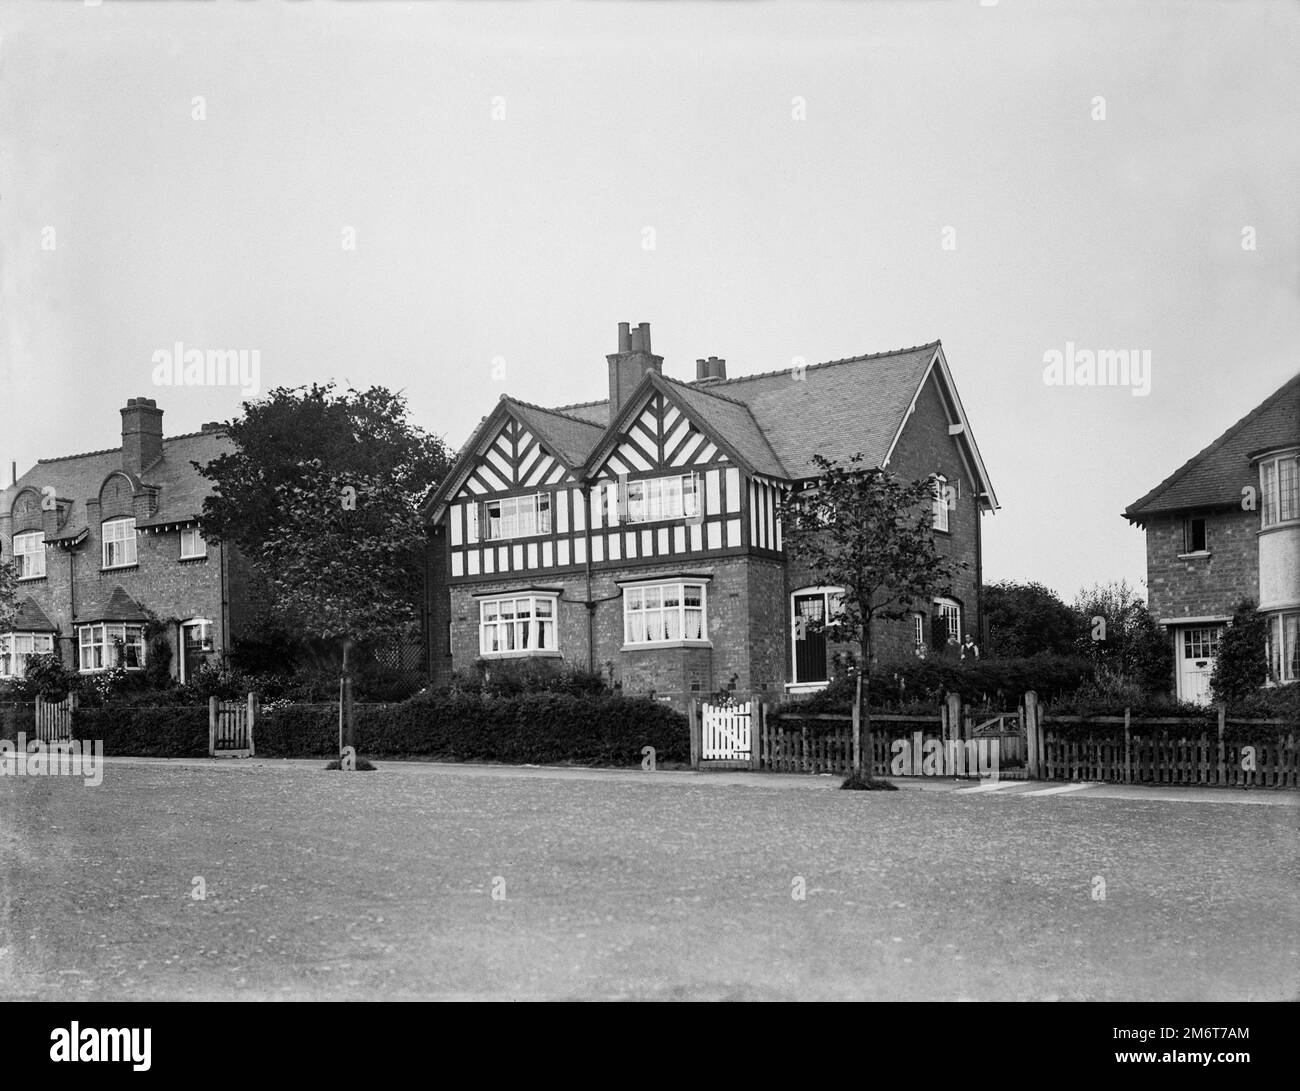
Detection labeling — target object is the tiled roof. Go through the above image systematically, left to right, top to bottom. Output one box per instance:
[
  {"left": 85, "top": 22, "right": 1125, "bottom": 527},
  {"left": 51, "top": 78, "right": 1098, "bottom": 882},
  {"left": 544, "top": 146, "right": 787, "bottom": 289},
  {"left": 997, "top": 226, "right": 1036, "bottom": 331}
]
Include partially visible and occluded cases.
[
  {"left": 1124, "top": 373, "right": 1300, "bottom": 522},
  {"left": 658, "top": 377, "right": 787, "bottom": 479},
  {"left": 503, "top": 398, "right": 606, "bottom": 468},
  {"left": 1, "top": 430, "right": 231, "bottom": 539},
  {"left": 73, "top": 586, "right": 150, "bottom": 624},
  {"left": 11, "top": 596, "right": 57, "bottom": 632}
]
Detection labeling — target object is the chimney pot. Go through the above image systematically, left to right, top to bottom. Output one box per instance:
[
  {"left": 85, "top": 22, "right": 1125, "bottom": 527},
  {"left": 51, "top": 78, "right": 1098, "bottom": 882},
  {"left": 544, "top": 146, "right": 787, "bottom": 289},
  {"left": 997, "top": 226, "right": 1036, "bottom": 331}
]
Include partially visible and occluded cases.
[
  {"left": 618, "top": 322, "right": 631, "bottom": 352},
  {"left": 639, "top": 322, "right": 652, "bottom": 354},
  {"left": 630, "top": 326, "right": 644, "bottom": 352},
  {"left": 696, "top": 358, "right": 709, "bottom": 381},
  {"left": 711, "top": 358, "right": 727, "bottom": 380}
]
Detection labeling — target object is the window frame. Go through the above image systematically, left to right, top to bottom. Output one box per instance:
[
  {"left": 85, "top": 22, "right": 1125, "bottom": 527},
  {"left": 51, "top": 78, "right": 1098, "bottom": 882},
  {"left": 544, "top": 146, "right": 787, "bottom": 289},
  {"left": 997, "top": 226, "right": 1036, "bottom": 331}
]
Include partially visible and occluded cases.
[
  {"left": 1260, "top": 452, "right": 1300, "bottom": 527},
  {"left": 625, "top": 473, "right": 701, "bottom": 524},
  {"left": 932, "top": 475, "right": 950, "bottom": 533},
  {"left": 483, "top": 493, "right": 552, "bottom": 541},
  {"left": 1182, "top": 516, "right": 1209, "bottom": 555},
  {"left": 101, "top": 517, "right": 138, "bottom": 570},
  {"left": 179, "top": 526, "right": 207, "bottom": 559},
  {"left": 13, "top": 530, "right": 46, "bottom": 579},
  {"left": 623, "top": 580, "right": 709, "bottom": 646},
  {"left": 478, "top": 592, "right": 559, "bottom": 656},
  {"left": 934, "top": 597, "right": 961, "bottom": 645},
  {"left": 1267, "top": 611, "right": 1299, "bottom": 684},
  {"left": 77, "top": 622, "right": 146, "bottom": 673},
  {"left": 0, "top": 631, "right": 55, "bottom": 679}
]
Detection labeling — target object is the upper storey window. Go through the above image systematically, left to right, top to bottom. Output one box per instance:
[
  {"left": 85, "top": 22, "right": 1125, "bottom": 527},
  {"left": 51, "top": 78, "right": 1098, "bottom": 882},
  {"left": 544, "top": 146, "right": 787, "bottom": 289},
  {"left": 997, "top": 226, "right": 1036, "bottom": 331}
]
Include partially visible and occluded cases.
[
  {"left": 1261, "top": 453, "right": 1299, "bottom": 526},
  {"left": 102, "top": 517, "right": 137, "bottom": 569}
]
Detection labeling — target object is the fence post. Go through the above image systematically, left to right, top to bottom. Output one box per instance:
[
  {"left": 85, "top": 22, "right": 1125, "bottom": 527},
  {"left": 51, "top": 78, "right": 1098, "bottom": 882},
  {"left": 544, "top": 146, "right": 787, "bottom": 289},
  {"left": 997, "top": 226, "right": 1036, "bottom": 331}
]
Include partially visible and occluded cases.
[
  {"left": 247, "top": 691, "right": 257, "bottom": 757},
  {"left": 1024, "top": 691, "right": 1039, "bottom": 779},
  {"left": 208, "top": 696, "right": 217, "bottom": 758},
  {"left": 688, "top": 699, "right": 700, "bottom": 770},
  {"left": 1216, "top": 702, "right": 1225, "bottom": 786},
  {"left": 753, "top": 703, "right": 765, "bottom": 771},
  {"left": 1124, "top": 707, "right": 1132, "bottom": 784}
]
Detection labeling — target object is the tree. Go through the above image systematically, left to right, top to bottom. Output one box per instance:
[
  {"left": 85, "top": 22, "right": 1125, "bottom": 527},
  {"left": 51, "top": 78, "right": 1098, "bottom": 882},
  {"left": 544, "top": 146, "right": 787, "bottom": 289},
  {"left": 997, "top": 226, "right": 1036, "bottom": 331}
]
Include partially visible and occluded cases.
[
  {"left": 197, "top": 383, "right": 452, "bottom": 754},
  {"left": 778, "top": 454, "right": 961, "bottom": 779},
  {"left": 0, "top": 557, "right": 16, "bottom": 634},
  {"left": 983, "top": 580, "right": 1078, "bottom": 658},
  {"left": 1072, "top": 580, "right": 1172, "bottom": 693},
  {"left": 1210, "top": 599, "right": 1268, "bottom": 704}
]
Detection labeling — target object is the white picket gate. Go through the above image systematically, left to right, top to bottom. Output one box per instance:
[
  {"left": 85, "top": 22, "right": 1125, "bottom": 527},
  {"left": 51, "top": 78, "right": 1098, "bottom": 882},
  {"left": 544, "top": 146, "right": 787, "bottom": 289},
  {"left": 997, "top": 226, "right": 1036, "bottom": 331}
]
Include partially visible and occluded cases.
[
  {"left": 35, "top": 694, "right": 75, "bottom": 743},
  {"left": 701, "top": 700, "right": 752, "bottom": 761}
]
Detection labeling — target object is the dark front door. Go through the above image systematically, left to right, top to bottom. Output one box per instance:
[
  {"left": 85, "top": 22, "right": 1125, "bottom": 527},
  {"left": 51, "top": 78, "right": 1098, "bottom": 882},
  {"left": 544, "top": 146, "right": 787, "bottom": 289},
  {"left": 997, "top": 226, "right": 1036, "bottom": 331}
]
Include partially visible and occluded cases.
[{"left": 793, "top": 593, "right": 828, "bottom": 683}]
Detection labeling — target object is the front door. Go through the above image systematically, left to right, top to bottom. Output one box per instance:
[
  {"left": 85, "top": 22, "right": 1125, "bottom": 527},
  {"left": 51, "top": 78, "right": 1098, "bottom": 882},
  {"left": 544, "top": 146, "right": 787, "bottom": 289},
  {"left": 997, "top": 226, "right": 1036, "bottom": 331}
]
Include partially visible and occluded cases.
[
  {"left": 793, "top": 593, "right": 828, "bottom": 684},
  {"left": 1177, "top": 625, "right": 1222, "bottom": 705}
]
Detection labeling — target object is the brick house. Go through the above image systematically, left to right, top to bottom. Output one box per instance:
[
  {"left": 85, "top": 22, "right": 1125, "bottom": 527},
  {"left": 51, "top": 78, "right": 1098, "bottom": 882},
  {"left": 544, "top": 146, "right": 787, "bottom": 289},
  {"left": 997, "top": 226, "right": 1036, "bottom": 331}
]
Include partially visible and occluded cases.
[
  {"left": 421, "top": 322, "right": 999, "bottom": 705},
  {"left": 1123, "top": 374, "right": 1300, "bottom": 704},
  {"left": 0, "top": 397, "right": 250, "bottom": 683}
]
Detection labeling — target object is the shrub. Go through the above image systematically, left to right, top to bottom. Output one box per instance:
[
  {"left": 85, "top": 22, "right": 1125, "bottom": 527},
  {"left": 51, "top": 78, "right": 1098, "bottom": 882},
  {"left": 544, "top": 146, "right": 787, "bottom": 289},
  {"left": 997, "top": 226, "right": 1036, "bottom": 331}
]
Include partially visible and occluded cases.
[
  {"left": 1211, "top": 599, "right": 1269, "bottom": 704},
  {"left": 74, "top": 706, "right": 209, "bottom": 757}
]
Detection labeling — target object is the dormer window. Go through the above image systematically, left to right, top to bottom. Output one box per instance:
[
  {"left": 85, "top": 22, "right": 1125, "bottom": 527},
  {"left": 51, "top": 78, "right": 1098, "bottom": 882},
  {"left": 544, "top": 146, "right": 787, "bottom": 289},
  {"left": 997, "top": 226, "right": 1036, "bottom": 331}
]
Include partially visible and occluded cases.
[
  {"left": 1261, "top": 453, "right": 1300, "bottom": 526},
  {"left": 102, "top": 517, "right": 137, "bottom": 569},
  {"left": 13, "top": 531, "right": 45, "bottom": 579}
]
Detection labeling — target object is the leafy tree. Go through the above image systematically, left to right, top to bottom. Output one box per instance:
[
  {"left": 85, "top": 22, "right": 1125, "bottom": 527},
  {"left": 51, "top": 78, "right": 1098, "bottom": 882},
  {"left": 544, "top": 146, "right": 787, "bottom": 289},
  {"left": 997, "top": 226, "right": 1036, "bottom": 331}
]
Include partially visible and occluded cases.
[
  {"left": 196, "top": 383, "right": 452, "bottom": 752},
  {"left": 778, "top": 454, "right": 961, "bottom": 778},
  {"left": 0, "top": 557, "right": 15, "bottom": 634},
  {"left": 983, "top": 580, "right": 1078, "bottom": 658},
  {"left": 1072, "top": 580, "right": 1172, "bottom": 694},
  {"left": 1210, "top": 599, "right": 1268, "bottom": 704}
]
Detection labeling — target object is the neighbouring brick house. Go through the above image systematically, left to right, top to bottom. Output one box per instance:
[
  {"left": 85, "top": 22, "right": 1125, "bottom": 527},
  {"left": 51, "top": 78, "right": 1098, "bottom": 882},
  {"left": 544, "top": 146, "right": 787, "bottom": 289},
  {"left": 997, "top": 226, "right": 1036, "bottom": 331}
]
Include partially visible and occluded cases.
[
  {"left": 421, "top": 322, "right": 999, "bottom": 706},
  {"left": 1123, "top": 373, "right": 1300, "bottom": 704},
  {"left": 0, "top": 397, "right": 251, "bottom": 684}
]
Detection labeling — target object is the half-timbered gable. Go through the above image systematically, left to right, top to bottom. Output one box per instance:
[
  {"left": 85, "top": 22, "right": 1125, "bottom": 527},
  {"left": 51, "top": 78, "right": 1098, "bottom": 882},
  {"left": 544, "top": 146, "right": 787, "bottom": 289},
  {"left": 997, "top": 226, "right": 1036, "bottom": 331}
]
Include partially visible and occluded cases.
[{"left": 422, "top": 322, "right": 998, "bottom": 707}]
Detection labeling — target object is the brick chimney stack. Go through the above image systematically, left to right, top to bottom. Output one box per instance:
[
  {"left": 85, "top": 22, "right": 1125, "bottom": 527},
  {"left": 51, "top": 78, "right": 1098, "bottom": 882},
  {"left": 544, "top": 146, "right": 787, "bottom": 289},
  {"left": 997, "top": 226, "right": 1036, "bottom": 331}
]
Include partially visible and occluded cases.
[
  {"left": 607, "top": 321, "right": 662, "bottom": 423},
  {"left": 121, "top": 397, "right": 164, "bottom": 475}
]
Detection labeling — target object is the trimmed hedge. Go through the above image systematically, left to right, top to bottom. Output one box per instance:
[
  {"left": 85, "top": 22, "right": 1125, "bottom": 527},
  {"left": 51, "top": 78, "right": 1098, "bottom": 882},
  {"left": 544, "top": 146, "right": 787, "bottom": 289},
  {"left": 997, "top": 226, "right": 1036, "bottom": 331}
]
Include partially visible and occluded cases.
[
  {"left": 67, "top": 692, "right": 689, "bottom": 766},
  {"left": 75, "top": 706, "right": 210, "bottom": 758}
]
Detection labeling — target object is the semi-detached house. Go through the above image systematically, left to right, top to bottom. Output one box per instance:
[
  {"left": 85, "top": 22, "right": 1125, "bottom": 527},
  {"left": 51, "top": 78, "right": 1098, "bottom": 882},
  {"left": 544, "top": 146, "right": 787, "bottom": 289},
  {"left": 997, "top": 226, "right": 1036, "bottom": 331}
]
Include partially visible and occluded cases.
[{"left": 422, "top": 322, "right": 999, "bottom": 706}]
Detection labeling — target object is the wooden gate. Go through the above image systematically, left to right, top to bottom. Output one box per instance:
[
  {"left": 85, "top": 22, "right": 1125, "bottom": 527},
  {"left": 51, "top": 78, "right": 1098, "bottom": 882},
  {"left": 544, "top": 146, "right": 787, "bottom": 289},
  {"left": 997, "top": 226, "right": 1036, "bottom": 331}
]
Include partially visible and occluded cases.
[
  {"left": 35, "top": 694, "right": 75, "bottom": 744},
  {"left": 209, "top": 694, "right": 257, "bottom": 758},
  {"left": 697, "top": 700, "right": 753, "bottom": 767}
]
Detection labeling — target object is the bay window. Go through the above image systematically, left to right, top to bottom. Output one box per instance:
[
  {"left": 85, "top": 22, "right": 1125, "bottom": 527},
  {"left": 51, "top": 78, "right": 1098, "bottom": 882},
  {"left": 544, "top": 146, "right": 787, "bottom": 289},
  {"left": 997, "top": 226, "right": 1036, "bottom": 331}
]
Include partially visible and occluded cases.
[
  {"left": 1260, "top": 453, "right": 1300, "bottom": 526},
  {"left": 13, "top": 531, "right": 45, "bottom": 579},
  {"left": 624, "top": 581, "right": 708, "bottom": 644},
  {"left": 479, "top": 593, "right": 558, "bottom": 654},
  {"left": 1267, "top": 611, "right": 1299, "bottom": 684},
  {"left": 78, "top": 623, "right": 145, "bottom": 672},
  {"left": 0, "top": 632, "right": 54, "bottom": 679}
]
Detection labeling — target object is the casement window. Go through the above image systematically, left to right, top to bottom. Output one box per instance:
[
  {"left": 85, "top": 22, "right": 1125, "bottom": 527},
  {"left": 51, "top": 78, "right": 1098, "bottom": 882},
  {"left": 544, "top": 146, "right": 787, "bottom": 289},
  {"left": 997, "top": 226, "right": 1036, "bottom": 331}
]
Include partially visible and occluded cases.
[
  {"left": 1260, "top": 453, "right": 1300, "bottom": 526},
  {"left": 626, "top": 473, "right": 701, "bottom": 523},
  {"left": 932, "top": 475, "right": 950, "bottom": 532},
  {"left": 483, "top": 494, "right": 551, "bottom": 541},
  {"left": 102, "top": 517, "right": 137, "bottom": 569},
  {"left": 1183, "top": 517, "right": 1208, "bottom": 554},
  {"left": 180, "top": 526, "right": 207, "bottom": 559},
  {"left": 13, "top": 531, "right": 45, "bottom": 579},
  {"left": 624, "top": 582, "right": 707, "bottom": 644},
  {"left": 479, "top": 594, "right": 557, "bottom": 654},
  {"left": 934, "top": 598, "right": 961, "bottom": 644},
  {"left": 1267, "top": 612, "right": 1300, "bottom": 683},
  {"left": 913, "top": 613, "right": 926, "bottom": 648},
  {"left": 77, "top": 623, "right": 145, "bottom": 672},
  {"left": 0, "top": 632, "right": 54, "bottom": 679}
]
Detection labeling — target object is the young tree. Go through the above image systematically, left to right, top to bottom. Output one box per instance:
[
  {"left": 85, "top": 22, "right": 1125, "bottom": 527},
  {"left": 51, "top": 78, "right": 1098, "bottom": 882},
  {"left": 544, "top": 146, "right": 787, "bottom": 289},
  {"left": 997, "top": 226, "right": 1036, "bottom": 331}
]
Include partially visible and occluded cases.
[
  {"left": 197, "top": 383, "right": 452, "bottom": 753},
  {"left": 778, "top": 454, "right": 961, "bottom": 779},
  {"left": 983, "top": 580, "right": 1078, "bottom": 658},
  {"left": 1073, "top": 580, "right": 1172, "bottom": 693},
  {"left": 1210, "top": 599, "right": 1268, "bottom": 704}
]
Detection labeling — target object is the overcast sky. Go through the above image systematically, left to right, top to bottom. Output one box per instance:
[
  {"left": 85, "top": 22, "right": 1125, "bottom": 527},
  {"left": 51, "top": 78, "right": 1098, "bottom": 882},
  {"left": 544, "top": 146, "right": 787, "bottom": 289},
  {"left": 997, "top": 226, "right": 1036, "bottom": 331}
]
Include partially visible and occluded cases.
[{"left": 2, "top": 0, "right": 1296, "bottom": 602}]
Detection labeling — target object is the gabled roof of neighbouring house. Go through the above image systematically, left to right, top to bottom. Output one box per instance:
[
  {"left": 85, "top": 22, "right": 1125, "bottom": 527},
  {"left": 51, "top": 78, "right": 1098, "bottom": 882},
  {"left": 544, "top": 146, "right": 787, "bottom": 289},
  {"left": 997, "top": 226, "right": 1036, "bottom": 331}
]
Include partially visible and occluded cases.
[
  {"left": 1123, "top": 372, "right": 1300, "bottom": 524},
  {"left": 1, "top": 428, "right": 231, "bottom": 541},
  {"left": 73, "top": 586, "right": 150, "bottom": 624},
  {"left": 9, "top": 596, "right": 58, "bottom": 633}
]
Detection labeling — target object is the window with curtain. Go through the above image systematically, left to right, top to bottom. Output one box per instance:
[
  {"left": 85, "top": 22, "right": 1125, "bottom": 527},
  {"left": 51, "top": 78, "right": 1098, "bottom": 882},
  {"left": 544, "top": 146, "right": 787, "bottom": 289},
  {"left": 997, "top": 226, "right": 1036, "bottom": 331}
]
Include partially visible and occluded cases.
[{"left": 623, "top": 582, "right": 707, "bottom": 644}]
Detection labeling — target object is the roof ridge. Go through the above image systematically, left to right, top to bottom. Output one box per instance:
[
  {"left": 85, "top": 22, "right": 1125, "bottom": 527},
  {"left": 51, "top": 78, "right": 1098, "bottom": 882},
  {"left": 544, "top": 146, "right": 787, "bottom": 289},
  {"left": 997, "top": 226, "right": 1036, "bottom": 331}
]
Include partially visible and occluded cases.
[
  {"left": 703, "top": 340, "right": 942, "bottom": 388},
  {"left": 1124, "top": 372, "right": 1300, "bottom": 515},
  {"left": 659, "top": 374, "right": 751, "bottom": 409},
  {"left": 503, "top": 395, "right": 605, "bottom": 428},
  {"left": 546, "top": 396, "right": 609, "bottom": 413},
  {"left": 34, "top": 429, "right": 224, "bottom": 467}
]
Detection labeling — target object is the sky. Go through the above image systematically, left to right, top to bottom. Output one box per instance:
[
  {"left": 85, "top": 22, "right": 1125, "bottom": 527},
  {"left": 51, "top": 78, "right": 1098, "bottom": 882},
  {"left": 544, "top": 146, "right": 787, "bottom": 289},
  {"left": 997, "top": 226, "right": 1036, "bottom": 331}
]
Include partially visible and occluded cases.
[{"left": 1, "top": 0, "right": 1297, "bottom": 603}]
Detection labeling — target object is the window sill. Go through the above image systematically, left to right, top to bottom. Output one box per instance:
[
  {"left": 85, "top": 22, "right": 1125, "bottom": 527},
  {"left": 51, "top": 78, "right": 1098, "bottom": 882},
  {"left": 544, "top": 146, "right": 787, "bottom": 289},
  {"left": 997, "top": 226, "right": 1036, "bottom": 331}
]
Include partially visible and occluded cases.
[
  {"left": 1258, "top": 519, "right": 1300, "bottom": 535},
  {"left": 1177, "top": 551, "right": 1211, "bottom": 560},
  {"left": 179, "top": 555, "right": 209, "bottom": 563},
  {"left": 100, "top": 564, "right": 138, "bottom": 573},
  {"left": 17, "top": 575, "right": 47, "bottom": 583},
  {"left": 621, "top": 640, "right": 712, "bottom": 652},
  {"left": 478, "top": 650, "right": 562, "bottom": 660},
  {"left": 78, "top": 667, "right": 145, "bottom": 675}
]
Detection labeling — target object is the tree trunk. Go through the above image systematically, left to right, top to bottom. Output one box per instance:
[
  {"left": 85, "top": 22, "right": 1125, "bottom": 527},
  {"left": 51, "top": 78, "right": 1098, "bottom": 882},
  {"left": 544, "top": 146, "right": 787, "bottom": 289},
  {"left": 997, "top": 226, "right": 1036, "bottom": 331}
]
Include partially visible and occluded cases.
[{"left": 860, "top": 619, "right": 873, "bottom": 778}]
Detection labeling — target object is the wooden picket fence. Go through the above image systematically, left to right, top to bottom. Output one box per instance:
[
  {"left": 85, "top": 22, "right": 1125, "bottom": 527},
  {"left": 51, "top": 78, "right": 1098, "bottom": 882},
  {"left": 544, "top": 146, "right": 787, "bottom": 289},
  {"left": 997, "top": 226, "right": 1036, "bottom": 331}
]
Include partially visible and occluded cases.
[
  {"left": 35, "top": 694, "right": 75, "bottom": 744},
  {"left": 208, "top": 694, "right": 257, "bottom": 758},
  {"left": 1033, "top": 703, "right": 1298, "bottom": 788}
]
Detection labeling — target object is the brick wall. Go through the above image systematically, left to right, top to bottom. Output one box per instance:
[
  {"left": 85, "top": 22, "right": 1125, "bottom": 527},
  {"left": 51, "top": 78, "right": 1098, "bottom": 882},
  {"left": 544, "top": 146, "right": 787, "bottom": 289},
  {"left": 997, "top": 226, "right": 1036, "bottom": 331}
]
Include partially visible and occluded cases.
[{"left": 1145, "top": 508, "right": 1259, "bottom": 620}]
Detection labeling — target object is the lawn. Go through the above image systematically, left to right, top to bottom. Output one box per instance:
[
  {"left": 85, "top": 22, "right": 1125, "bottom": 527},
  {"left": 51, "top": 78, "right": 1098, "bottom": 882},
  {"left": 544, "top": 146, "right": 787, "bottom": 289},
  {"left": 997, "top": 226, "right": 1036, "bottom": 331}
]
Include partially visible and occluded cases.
[{"left": 1, "top": 760, "right": 1296, "bottom": 1000}]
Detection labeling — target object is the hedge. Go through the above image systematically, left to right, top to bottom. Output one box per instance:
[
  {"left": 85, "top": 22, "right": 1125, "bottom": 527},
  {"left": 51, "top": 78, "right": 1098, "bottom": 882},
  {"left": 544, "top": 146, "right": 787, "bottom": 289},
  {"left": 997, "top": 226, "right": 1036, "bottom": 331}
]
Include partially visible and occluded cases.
[{"left": 66, "top": 692, "right": 689, "bottom": 766}]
